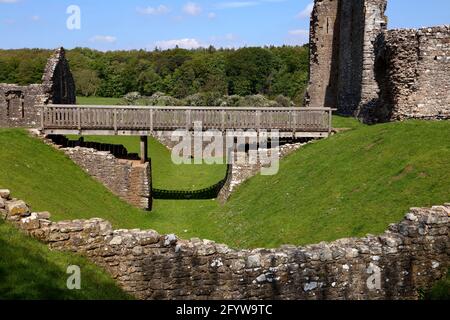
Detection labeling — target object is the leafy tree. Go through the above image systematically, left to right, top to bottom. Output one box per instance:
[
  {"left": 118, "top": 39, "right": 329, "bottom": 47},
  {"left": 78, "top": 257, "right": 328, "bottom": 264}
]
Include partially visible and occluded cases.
[
  {"left": 0, "top": 45, "right": 310, "bottom": 104},
  {"left": 226, "top": 47, "right": 278, "bottom": 96},
  {"left": 73, "top": 69, "right": 101, "bottom": 97}
]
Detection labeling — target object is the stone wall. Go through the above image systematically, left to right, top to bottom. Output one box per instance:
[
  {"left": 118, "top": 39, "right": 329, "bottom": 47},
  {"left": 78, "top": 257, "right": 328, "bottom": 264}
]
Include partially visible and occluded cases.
[
  {"left": 370, "top": 26, "right": 450, "bottom": 122},
  {"left": 0, "top": 48, "right": 75, "bottom": 128},
  {"left": 0, "top": 84, "right": 48, "bottom": 127},
  {"left": 217, "top": 141, "right": 308, "bottom": 203},
  {"left": 62, "top": 147, "right": 151, "bottom": 211},
  {"left": 1, "top": 189, "right": 448, "bottom": 300}
]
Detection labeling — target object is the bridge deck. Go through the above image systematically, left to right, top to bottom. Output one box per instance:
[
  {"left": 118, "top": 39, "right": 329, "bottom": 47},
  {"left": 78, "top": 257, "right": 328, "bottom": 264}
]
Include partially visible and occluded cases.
[{"left": 39, "top": 105, "right": 334, "bottom": 138}]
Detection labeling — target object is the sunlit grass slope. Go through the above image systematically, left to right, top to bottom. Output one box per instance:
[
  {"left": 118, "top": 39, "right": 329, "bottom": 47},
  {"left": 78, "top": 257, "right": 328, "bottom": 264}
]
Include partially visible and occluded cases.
[
  {"left": 209, "top": 120, "right": 450, "bottom": 248},
  {"left": 0, "top": 219, "right": 131, "bottom": 300}
]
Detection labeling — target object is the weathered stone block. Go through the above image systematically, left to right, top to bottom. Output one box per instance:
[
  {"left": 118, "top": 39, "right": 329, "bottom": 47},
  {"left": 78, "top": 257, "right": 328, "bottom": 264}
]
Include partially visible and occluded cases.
[
  {"left": 0, "top": 189, "right": 11, "bottom": 199},
  {"left": 6, "top": 200, "right": 30, "bottom": 217},
  {"left": 36, "top": 211, "right": 51, "bottom": 220},
  {"left": 21, "top": 214, "right": 41, "bottom": 230},
  {"left": 49, "top": 232, "right": 70, "bottom": 242}
]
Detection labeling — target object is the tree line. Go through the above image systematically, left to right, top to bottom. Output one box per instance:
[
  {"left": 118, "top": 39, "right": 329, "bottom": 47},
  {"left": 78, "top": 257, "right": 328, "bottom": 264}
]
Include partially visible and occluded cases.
[{"left": 0, "top": 45, "right": 309, "bottom": 105}]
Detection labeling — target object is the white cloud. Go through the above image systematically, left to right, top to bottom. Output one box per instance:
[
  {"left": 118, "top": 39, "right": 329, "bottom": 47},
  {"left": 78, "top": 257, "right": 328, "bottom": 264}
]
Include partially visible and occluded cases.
[
  {"left": 0, "top": 0, "right": 20, "bottom": 3},
  {"left": 215, "top": 0, "right": 286, "bottom": 9},
  {"left": 216, "top": 1, "right": 259, "bottom": 9},
  {"left": 183, "top": 2, "right": 202, "bottom": 16},
  {"left": 297, "top": 2, "right": 314, "bottom": 19},
  {"left": 137, "top": 5, "right": 170, "bottom": 15},
  {"left": 208, "top": 12, "right": 217, "bottom": 19},
  {"left": 31, "top": 15, "right": 40, "bottom": 21},
  {"left": 288, "top": 29, "right": 309, "bottom": 45},
  {"left": 289, "top": 29, "right": 309, "bottom": 36},
  {"left": 90, "top": 35, "right": 117, "bottom": 44},
  {"left": 155, "top": 38, "right": 205, "bottom": 50}
]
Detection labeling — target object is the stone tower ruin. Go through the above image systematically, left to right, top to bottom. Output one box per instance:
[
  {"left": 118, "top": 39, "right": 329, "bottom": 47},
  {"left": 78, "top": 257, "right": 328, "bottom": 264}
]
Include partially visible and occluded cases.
[
  {"left": 305, "top": 0, "right": 388, "bottom": 118},
  {"left": 306, "top": 0, "right": 450, "bottom": 123},
  {"left": 0, "top": 47, "right": 76, "bottom": 128}
]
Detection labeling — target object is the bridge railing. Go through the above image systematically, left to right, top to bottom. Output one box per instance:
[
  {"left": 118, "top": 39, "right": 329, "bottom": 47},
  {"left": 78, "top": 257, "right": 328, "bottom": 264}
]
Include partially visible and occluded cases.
[{"left": 39, "top": 105, "right": 334, "bottom": 135}]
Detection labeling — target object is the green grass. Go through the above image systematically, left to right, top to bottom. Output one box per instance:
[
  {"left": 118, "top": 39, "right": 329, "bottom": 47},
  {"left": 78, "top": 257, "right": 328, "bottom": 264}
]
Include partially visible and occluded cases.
[
  {"left": 77, "top": 96, "right": 124, "bottom": 106},
  {"left": 1, "top": 111, "right": 448, "bottom": 299},
  {"left": 332, "top": 114, "right": 365, "bottom": 130},
  {"left": 1, "top": 118, "right": 449, "bottom": 250},
  {"left": 207, "top": 120, "right": 450, "bottom": 248},
  {"left": 0, "top": 129, "right": 224, "bottom": 239},
  {"left": 0, "top": 219, "right": 131, "bottom": 300},
  {"left": 426, "top": 270, "right": 450, "bottom": 300}
]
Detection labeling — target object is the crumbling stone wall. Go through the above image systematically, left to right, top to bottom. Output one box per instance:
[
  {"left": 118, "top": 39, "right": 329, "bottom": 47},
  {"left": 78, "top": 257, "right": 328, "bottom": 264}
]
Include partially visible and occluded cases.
[
  {"left": 371, "top": 26, "right": 450, "bottom": 122},
  {"left": 0, "top": 48, "right": 75, "bottom": 128},
  {"left": 0, "top": 84, "right": 48, "bottom": 127},
  {"left": 217, "top": 141, "right": 308, "bottom": 203},
  {"left": 61, "top": 147, "right": 151, "bottom": 210},
  {"left": 1, "top": 189, "right": 448, "bottom": 300}
]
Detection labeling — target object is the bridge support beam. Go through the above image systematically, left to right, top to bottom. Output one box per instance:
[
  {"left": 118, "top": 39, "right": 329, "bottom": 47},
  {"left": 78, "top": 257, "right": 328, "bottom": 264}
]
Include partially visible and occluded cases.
[{"left": 140, "top": 136, "right": 148, "bottom": 164}]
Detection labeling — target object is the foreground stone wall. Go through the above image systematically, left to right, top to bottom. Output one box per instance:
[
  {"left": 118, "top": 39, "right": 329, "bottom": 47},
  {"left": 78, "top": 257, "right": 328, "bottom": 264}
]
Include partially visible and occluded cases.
[
  {"left": 371, "top": 26, "right": 450, "bottom": 122},
  {"left": 0, "top": 48, "right": 76, "bottom": 128},
  {"left": 1, "top": 189, "right": 448, "bottom": 300}
]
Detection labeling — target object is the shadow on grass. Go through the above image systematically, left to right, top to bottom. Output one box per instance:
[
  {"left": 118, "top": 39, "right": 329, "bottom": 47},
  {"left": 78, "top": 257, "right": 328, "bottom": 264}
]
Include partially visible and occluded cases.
[{"left": 153, "top": 164, "right": 232, "bottom": 200}]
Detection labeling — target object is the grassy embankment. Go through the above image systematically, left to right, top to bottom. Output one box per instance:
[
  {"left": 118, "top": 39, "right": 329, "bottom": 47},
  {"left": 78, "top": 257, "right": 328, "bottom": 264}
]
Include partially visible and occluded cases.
[{"left": 1, "top": 118, "right": 449, "bottom": 248}]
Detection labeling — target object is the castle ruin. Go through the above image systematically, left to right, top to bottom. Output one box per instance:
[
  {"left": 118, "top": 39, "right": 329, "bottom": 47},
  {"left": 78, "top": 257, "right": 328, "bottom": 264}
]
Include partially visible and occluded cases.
[
  {"left": 306, "top": 0, "right": 450, "bottom": 123},
  {"left": 0, "top": 47, "right": 76, "bottom": 128}
]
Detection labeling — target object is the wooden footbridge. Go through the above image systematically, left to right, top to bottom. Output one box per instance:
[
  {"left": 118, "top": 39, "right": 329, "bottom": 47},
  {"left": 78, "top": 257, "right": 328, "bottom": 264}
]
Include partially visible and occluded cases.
[{"left": 39, "top": 105, "right": 335, "bottom": 162}]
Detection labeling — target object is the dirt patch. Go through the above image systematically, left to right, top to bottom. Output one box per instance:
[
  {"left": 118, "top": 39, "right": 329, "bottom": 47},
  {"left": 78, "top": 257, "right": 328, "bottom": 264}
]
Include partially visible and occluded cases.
[
  {"left": 365, "top": 137, "right": 384, "bottom": 151},
  {"left": 391, "top": 165, "right": 414, "bottom": 182}
]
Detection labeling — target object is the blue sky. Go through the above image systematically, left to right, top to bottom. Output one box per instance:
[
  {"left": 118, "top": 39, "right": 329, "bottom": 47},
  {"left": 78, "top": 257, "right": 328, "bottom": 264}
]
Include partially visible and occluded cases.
[{"left": 0, "top": 0, "right": 449, "bottom": 50}]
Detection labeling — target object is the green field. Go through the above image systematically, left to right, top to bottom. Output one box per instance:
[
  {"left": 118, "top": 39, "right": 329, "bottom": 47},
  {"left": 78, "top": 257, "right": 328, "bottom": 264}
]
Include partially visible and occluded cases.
[
  {"left": 77, "top": 96, "right": 124, "bottom": 105},
  {"left": 427, "top": 270, "right": 450, "bottom": 300}
]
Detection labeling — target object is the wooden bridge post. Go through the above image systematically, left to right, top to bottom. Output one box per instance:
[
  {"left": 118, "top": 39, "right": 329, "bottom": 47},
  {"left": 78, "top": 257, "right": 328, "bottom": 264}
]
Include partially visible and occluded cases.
[{"left": 140, "top": 136, "right": 148, "bottom": 164}]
